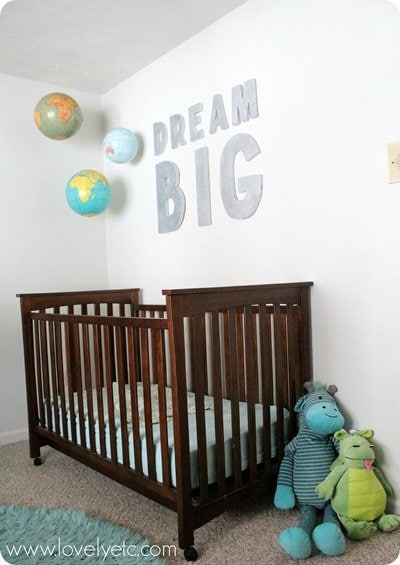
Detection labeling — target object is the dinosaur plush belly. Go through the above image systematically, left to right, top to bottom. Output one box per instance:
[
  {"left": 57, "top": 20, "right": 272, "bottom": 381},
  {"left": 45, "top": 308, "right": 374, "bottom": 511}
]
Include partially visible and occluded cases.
[{"left": 332, "top": 468, "right": 386, "bottom": 521}]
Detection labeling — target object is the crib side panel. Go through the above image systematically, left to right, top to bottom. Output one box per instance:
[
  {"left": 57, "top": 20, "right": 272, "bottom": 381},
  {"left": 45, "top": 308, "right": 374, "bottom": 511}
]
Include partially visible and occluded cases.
[{"left": 165, "top": 282, "right": 313, "bottom": 535}]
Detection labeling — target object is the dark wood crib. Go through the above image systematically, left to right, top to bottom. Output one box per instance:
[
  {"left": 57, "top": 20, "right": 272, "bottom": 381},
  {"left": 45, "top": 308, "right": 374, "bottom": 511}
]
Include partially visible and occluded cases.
[{"left": 17, "top": 282, "right": 313, "bottom": 560}]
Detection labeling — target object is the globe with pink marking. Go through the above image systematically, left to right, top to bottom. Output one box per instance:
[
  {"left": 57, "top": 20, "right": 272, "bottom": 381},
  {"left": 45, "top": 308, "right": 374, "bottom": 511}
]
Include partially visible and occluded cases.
[{"left": 103, "top": 127, "right": 139, "bottom": 163}]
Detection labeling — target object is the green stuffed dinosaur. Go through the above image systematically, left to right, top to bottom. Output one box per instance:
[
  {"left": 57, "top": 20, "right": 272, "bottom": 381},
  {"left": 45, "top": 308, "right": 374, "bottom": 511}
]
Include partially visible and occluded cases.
[{"left": 316, "top": 429, "right": 400, "bottom": 540}]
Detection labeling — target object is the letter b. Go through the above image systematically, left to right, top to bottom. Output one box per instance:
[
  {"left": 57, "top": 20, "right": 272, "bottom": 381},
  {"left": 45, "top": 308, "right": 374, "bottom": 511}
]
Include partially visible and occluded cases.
[{"left": 156, "top": 161, "right": 186, "bottom": 233}]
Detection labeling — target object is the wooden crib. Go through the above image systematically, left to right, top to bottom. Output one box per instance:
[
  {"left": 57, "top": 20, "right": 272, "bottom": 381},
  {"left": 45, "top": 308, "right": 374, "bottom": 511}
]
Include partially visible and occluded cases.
[{"left": 17, "top": 282, "right": 313, "bottom": 560}]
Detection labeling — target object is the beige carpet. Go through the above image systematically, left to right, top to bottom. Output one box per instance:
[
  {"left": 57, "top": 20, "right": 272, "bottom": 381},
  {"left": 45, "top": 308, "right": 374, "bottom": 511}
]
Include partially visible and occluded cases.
[{"left": 0, "top": 441, "right": 399, "bottom": 564}]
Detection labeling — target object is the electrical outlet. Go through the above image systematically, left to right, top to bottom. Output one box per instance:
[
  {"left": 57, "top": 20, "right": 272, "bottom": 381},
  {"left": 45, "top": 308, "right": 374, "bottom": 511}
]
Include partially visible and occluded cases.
[{"left": 387, "top": 141, "right": 400, "bottom": 183}]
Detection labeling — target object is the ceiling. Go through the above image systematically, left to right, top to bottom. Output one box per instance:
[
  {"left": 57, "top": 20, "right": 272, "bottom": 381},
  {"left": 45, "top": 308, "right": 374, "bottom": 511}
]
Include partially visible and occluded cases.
[{"left": 0, "top": 0, "right": 249, "bottom": 94}]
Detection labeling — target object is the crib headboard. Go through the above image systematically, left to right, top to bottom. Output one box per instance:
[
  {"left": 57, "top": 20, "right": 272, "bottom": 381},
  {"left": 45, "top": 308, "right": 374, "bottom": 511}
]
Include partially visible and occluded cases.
[
  {"left": 163, "top": 282, "right": 313, "bottom": 403},
  {"left": 17, "top": 288, "right": 140, "bottom": 313}
]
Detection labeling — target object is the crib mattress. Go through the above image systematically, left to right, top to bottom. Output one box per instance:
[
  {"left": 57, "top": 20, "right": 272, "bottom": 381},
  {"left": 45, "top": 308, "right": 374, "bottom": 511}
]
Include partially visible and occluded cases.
[{"left": 50, "top": 384, "right": 289, "bottom": 488}]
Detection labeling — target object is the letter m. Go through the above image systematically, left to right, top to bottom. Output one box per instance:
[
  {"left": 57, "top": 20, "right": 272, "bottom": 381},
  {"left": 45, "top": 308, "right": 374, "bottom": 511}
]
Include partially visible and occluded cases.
[{"left": 231, "top": 78, "right": 259, "bottom": 126}]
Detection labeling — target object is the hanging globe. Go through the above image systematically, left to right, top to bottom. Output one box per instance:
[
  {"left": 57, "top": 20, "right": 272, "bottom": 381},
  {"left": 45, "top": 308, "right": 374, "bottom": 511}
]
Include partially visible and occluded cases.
[
  {"left": 34, "top": 92, "right": 83, "bottom": 140},
  {"left": 103, "top": 127, "right": 139, "bottom": 163},
  {"left": 66, "top": 170, "right": 111, "bottom": 217}
]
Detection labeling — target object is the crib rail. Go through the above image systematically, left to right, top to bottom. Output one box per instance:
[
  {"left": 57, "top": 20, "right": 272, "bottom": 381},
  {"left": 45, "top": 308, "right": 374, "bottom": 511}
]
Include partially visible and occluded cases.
[{"left": 18, "top": 288, "right": 140, "bottom": 313}]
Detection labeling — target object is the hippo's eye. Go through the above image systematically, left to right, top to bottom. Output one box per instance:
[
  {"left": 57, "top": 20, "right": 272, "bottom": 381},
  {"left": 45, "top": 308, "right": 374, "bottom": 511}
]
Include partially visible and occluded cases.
[
  {"left": 318, "top": 396, "right": 323, "bottom": 400},
  {"left": 322, "top": 405, "right": 326, "bottom": 409},
  {"left": 353, "top": 445, "right": 360, "bottom": 448}
]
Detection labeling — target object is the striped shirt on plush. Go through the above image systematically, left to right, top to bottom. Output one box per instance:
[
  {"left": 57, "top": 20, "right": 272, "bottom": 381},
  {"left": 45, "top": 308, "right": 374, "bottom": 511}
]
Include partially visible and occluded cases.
[
  {"left": 276, "top": 382, "right": 344, "bottom": 510},
  {"left": 278, "top": 431, "right": 339, "bottom": 508}
]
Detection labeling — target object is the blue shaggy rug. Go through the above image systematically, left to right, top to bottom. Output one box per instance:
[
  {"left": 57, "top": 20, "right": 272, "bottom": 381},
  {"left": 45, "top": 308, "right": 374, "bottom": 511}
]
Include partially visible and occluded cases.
[{"left": 0, "top": 506, "right": 166, "bottom": 564}]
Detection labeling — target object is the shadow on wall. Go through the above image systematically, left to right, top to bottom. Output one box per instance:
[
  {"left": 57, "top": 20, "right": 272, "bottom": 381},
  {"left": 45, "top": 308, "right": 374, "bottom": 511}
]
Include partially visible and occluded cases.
[
  {"left": 79, "top": 107, "right": 108, "bottom": 145},
  {"left": 107, "top": 176, "right": 129, "bottom": 216}
]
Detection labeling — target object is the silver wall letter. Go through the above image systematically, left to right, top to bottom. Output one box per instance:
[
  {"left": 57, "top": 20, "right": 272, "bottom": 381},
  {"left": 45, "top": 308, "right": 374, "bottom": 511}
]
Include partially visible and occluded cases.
[
  {"left": 231, "top": 79, "right": 259, "bottom": 126},
  {"left": 209, "top": 94, "right": 229, "bottom": 134},
  {"left": 189, "top": 103, "right": 205, "bottom": 142},
  {"left": 170, "top": 114, "right": 187, "bottom": 149},
  {"left": 153, "top": 122, "right": 168, "bottom": 156},
  {"left": 220, "top": 133, "right": 263, "bottom": 220},
  {"left": 195, "top": 146, "right": 211, "bottom": 227},
  {"left": 156, "top": 161, "right": 186, "bottom": 233}
]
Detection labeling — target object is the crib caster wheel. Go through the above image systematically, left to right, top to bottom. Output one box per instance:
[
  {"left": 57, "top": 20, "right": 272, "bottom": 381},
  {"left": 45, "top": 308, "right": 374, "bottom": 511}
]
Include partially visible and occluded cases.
[
  {"left": 33, "top": 457, "right": 42, "bottom": 466},
  {"left": 184, "top": 546, "right": 198, "bottom": 561}
]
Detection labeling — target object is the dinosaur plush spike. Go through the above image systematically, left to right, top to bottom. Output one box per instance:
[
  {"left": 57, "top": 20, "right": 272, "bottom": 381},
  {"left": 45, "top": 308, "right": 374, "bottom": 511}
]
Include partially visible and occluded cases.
[
  {"left": 274, "top": 381, "right": 346, "bottom": 559},
  {"left": 327, "top": 385, "right": 338, "bottom": 396},
  {"left": 316, "top": 429, "right": 400, "bottom": 540}
]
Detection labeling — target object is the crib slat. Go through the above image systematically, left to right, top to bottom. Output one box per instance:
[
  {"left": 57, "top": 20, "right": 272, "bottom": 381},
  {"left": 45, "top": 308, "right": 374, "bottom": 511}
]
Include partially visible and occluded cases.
[
  {"left": 107, "top": 304, "right": 117, "bottom": 382},
  {"left": 117, "top": 304, "right": 129, "bottom": 384},
  {"left": 259, "top": 304, "right": 273, "bottom": 475},
  {"left": 244, "top": 305, "right": 257, "bottom": 482},
  {"left": 273, "top": 305, "right": 286, "bottom": 461},
  {"left": 287, "top": 305, "right": 300, "bottom": 437},
  {"left": 228, "top": 307, "right": 242, "bottom": 489},
  {"left": 235, "top": 310, "right": 246, "bottom": 402},
  {"left": 280, "top": 310, "right": 289, "bottom": 409},
  {"left": 211, "top": 311, "right": 226, "bottom": 496},
  {"left": 222, "top": 311, "right": 231, "bottom": 399},
  {"left": 192, "top": 314, "right": 209, "bottom": 504},
  {"left": 33, "top": 319, "right": 45, "bottom": 428},
  {"left": 39, "top": 319, "right": 53, "bottom": 432},
  {"left": 65, "top": 320, "right": 77, "bottom": 443},
  {"left": 48, "top": 321, "right": 60, "bottom": 435},
  {"left": 55, "top": 321, "right": 68, "bottom": 439},
  {"left": 72, "top": 323, "right": 86, "bottom": 449},
  {"left": 82, "top": 323, "right": 96, "bottom": 451},
  {"left": 93, "top": 324, "right": 106, "bottom": 457},
  {"left": 104, "top": 326, "right": 117, "bottom": 463},
  {"left": 115, "top": 326, "right": 130, "bottom": 468},
  {"left": 127, "top": 327, "right": 142, "bottom": 475},
  {"left": 141, "top": 327, "right": 156, "bottom": 480},
  {"left": 154, "top": 328, "right": 171, "bottom": 487}
]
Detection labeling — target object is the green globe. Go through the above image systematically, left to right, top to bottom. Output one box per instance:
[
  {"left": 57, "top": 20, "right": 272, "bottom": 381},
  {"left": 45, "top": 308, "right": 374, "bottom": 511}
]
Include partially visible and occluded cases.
[
  {"left": 34, "top": 92, "right": 83, "bottom": 140},
  {"left": 66, "top": 170, "right": 111, "bottom": 217}
]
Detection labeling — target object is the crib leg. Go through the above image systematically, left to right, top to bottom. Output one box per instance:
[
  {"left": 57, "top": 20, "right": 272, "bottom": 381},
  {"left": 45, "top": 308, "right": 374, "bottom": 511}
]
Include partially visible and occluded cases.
[
  {"left": 29, "top": 431, "right": 42, "bottom": 465},
  {"left": 178, "top": 509, "right": 197, "bottom": 561},
  {"left": 184, "top": 547, "right": 198, "bottom": 561}
]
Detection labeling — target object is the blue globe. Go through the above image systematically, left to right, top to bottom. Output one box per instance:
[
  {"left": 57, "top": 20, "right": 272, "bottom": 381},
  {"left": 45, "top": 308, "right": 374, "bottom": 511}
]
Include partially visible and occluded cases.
[
  {"left": 103, "top": 127, "right": 139, "bottom": 163},
  {"left": 66, "top": 170, "right": 111, "bottom": 216}
]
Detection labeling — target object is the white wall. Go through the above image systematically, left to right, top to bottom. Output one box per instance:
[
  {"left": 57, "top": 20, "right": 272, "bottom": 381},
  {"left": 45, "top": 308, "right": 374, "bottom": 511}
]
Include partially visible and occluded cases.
[
  {"left": 1, "top": 0, "right": 399, "bottom": 514},
  {"left": 103, "top": 0, "right": 400, "bottom": 511},
  {"left": 0, "top": 74, "right": 108, "bottom": 444}
]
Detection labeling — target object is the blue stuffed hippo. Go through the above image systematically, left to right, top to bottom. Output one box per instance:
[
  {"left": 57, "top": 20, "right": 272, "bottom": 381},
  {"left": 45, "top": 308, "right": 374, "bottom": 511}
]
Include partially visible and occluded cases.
[{"left": 274, "top": 381, "right": 346, "bottom": 559}]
